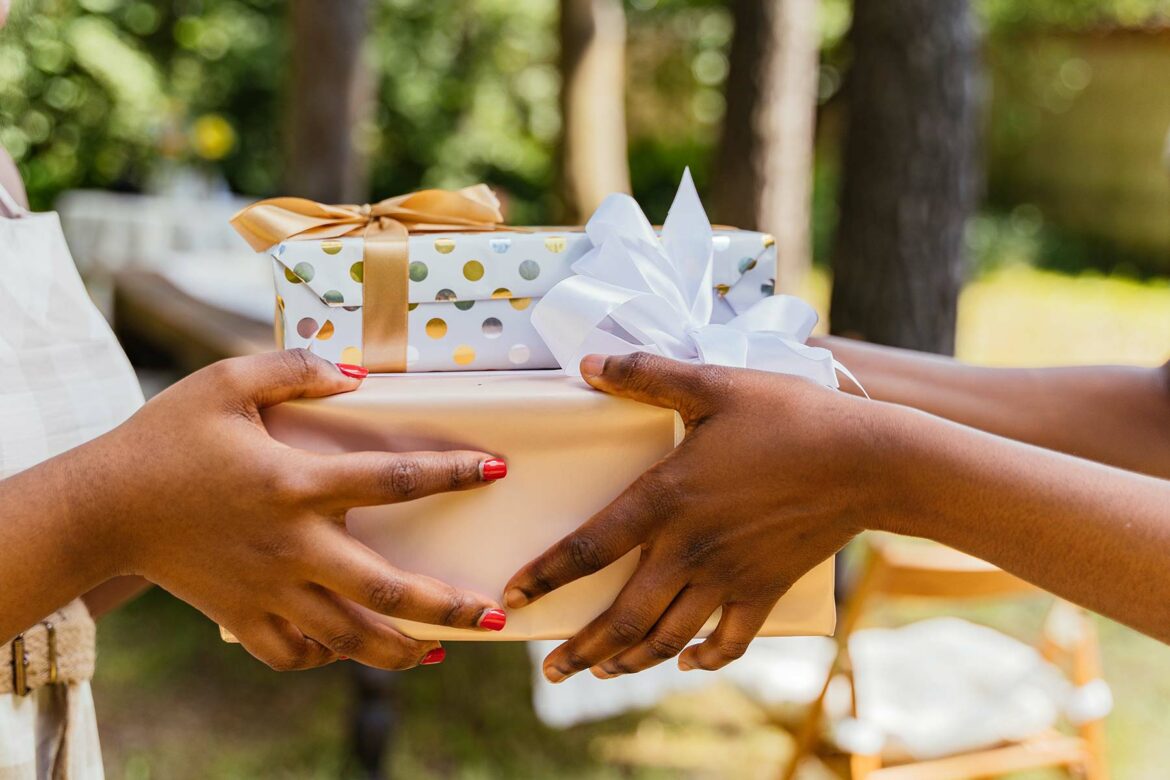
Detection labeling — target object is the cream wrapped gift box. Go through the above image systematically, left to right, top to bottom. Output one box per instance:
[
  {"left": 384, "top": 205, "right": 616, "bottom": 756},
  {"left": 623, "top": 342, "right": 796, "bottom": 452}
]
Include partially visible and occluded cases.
[
  {"left": 252, "top": 173, "right": 841, "bottom": 642},
  {"left": 231, "top": 186, "right": 778, "bottom": 373},
  {"left": 261, "top": 371, "right": 837, "bottom": 641}
]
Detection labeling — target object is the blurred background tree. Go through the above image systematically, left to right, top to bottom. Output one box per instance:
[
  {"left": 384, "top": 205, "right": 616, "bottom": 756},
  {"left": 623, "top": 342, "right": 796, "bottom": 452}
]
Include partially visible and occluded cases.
[
  {"left": 4, "top": 0, "right": 1169, "bottom": 269},
  {"left": 828, "top": 0, "right": 980, "bottom": 355},
  {"left": 4, "top": 1, "right": 1170, "bottom": 777}
]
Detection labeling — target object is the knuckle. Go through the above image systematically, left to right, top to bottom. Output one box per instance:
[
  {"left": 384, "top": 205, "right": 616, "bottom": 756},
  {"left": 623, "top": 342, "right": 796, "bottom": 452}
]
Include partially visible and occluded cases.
[
  {"left": 280, "top": 347, "right": 319, "bottom": 384},
  {"left": 615, "top": 351, "right": 659, "bottom": 391},
  {"left": 206, "top": 357, "right": 250, "bottom": 398},
  {"left": 445, "top": 454, "right": 480, "bottom": 490},
  {"left": 384, "top": 457, "right": 424, "bottom": 499},
  {"left": 270, "top": 469, "right": 321, "bottom": 506},
  {"left": 680, "top": 531, "right": 720, "bottom": 568},
  {"left": 565, "top": 533, "right": 607, "bottom": 575},
  {"left": 248, "top": 534, "right": 299, "bottom": 565},
  {"left": 528, "top": 566, "right": 557, "bottom": 599},
  {"left": 365, "top": 576, "right": 407, "bottom": 614},
  {"left": 438, "top": 589, "right": 477, "bottom": 627},
  {"left": 607, "top": 616, "right": 650, "bottom": 646},
  {"left": 645, "top": 630, "right": 690, "bottom": 661},
  {"left": 325, "top": 631, "right": 364, "bottom": 655},
  {"left": 715, "top": 637, "right": 751, "bottom": 661},
  {"left": 369, "top": 642, "right": 421, "bottom": 671},
  {"left": 263, "top": 646, "right": 311, "bottom": 672},
  {"left": 559, "top": 649, "right": 593, "bottom": 674},
  {"left": 604, "top": 658, "right": 634, "bottom": 676}
]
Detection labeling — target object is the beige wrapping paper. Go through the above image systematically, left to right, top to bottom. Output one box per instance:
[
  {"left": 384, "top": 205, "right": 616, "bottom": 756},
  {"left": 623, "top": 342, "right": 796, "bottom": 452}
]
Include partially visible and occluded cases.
[{"left": 261, "top": 371, "right": 836, "bottom": 641}]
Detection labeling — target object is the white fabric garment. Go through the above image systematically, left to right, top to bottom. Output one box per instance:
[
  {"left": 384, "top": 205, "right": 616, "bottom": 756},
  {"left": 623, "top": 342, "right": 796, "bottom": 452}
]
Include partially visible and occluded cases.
[{"left": 0, "top": 180, "right": 144, "bottom": 780}]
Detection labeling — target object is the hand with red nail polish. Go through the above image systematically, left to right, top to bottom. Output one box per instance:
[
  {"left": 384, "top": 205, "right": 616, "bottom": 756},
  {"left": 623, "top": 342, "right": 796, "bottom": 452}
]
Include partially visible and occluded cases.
[{"left": 0, "top": 348, "right": 508, "bottom": 671}]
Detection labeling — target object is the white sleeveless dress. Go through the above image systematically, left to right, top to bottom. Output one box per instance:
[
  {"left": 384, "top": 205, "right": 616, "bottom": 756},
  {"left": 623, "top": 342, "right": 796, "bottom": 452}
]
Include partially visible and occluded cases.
[{"left": 0, "top": 180, "right": 143, "bottom": 779}]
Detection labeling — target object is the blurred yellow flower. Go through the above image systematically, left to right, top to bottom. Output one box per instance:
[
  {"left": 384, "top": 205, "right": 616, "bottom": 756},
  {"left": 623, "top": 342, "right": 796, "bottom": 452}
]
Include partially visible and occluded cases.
[{"left": 190, "top": 113, "right": 236, "bottom": 160}]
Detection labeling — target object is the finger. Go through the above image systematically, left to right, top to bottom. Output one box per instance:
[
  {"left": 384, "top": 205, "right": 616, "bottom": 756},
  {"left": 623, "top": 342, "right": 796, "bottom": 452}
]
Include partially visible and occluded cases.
[
  {"left": 215, "top": 348, "right": 366, "bottom": 409},
  {"left": 578, "top": 351, "right": 725, "bottom": 418},
  {"left": 307, "top": 449, "right": 506, "bottom": 508},
  {"left": 504, "top": 465, "right": 679, "bottom": 609},
  {"left": 308, "top": 530, "right": 506, "bottom": 632},
  {"left": 541, "top": 558, "right": 685, "bottom": 683},
  {"left": 287, "top": 586, "right": 444, "bottom": 671},
  {"left": 592, "top": 586, "right": 723, "bottom": 678},
  {"left": 677, "top": 600, "right": 774, "bottom": 672},
  {"left": 230, "top": 614, "right": 338, "bottom": 672}
]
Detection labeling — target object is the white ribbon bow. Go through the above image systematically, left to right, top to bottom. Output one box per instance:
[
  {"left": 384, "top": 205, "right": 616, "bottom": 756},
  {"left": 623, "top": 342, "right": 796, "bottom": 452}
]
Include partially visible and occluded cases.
[{"left": 532, "top": 169, "right": 842, "bottom": 388}]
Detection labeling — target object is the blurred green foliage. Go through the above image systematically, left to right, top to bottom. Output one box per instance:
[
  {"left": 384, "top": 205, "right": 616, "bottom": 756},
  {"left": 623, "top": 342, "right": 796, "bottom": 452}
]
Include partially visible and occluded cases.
[
  {"left": 0, "top": 0, "right": 737, "bottom": 218},
  {"left": 1, "top": 0, "right": 1168, "bottom": 217},
  {"left": 980, "top": 0, "right": 1170, "bottom": 33}
]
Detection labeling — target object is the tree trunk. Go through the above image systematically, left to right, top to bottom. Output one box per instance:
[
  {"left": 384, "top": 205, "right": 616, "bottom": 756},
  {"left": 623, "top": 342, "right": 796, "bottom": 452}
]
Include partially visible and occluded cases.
[
  {"left": 286, "top": 0, "right": 372, "bottom": 203},
  {"left": 559, "top": 0, "right": 631, "bottom": 222},
  {"left": 711, "top": 0, "right": 820, "bottom": 295},
  {"left": 828, "top": 0, "right": 981, "bottom": 354}
]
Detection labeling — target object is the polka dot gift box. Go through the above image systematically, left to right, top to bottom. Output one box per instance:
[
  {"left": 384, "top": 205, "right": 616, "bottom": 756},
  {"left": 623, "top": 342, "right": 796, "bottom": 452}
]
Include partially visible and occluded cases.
[
  {"left": 222, "top": 177, "right": 838, "bottom": 644},
  {"left": 232, "top": 185, "right": 778, "bottom": 373}
]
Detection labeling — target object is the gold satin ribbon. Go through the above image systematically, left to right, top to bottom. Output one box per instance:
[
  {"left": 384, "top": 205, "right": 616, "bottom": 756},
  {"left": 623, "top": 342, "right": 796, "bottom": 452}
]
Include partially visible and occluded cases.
[{"left": 231, "top": 185, "right": 506, "bottom": 372}]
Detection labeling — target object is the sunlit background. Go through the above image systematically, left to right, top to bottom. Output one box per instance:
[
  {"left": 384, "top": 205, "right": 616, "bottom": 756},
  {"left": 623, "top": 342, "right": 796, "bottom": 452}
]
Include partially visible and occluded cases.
[{"left": 3, "top": 0, "right": 1170, "bottom": 777}]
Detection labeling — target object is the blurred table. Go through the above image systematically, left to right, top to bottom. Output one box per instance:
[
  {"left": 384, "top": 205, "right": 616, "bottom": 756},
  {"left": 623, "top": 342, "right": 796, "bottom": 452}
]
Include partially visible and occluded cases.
[
  {"left": 58, "top": 188, "right": 252, "bottom": 316},
  {"left": 59, "top": 189, "right": 250, "bottom": 276},
  {"left": 112, "top": 271, "right": 272, "bottom": 371}
]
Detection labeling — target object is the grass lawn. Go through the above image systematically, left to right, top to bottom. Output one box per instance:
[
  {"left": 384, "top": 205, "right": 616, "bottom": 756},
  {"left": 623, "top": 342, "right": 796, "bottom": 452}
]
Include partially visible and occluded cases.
[{"left": 94, "top": 265, "right": 1170, "bottom": 779}]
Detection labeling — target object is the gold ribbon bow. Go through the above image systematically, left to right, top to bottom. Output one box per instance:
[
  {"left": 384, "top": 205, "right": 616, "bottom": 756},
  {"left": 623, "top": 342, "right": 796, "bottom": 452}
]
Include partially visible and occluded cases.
[{"left": 231, "top": 185, "right": 506, "bottom": 372}]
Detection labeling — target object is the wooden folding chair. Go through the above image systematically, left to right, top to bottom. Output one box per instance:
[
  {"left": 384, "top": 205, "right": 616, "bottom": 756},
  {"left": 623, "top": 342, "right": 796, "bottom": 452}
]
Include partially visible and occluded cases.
[{"left": 781, "top": 534, "right": 1109, "bottom": 780}]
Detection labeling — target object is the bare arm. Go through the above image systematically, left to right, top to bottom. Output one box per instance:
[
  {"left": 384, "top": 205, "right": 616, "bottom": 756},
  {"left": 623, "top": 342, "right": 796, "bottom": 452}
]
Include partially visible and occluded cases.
[
  {"left": 812, "top": 335, "right": 1170, "bottom": 479},
  {"left": 1, "top": 351, "right": 511, "bottom": 667},
  {"left": 506, "top": 354, "right": 1170, "bottom": 682}
]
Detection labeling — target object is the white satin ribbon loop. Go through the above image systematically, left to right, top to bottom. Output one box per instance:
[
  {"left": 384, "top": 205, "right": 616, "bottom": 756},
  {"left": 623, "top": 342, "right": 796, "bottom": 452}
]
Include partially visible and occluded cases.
[{"left": 532, "top": 169, "right": 841, "bottom": 389}]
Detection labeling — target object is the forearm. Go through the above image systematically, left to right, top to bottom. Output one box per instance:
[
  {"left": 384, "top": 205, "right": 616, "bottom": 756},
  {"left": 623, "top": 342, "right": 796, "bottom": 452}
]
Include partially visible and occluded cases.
[
  {"left": 816, "top": 335, "right": 1170, "bottom": 478},
  {"left": 875, "top": 402, "right": 1170, "bottom": 642},
  {"left": 0, "top": 440, "right": 125, "bottom": 643}
]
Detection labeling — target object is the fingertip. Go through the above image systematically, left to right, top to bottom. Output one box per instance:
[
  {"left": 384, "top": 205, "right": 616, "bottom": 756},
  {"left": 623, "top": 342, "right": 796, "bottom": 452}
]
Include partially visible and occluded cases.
[
  {"left": 580, "top": 353, "right": 607, "bottom": 383},
  {"left": 478, "top": 457, "right": 507, "bottom": 482},
  {"left": 504, "top": 587, "right": 530, "bottom": 609},
  {"left": 477, "top": 608, "right": 507, "bottom": 631},
  {"left": 673, "top": 645, "right": 697, "bottom": 673},
  {"left": 543, "top": 662, "right": 570, "bottom": 684}
]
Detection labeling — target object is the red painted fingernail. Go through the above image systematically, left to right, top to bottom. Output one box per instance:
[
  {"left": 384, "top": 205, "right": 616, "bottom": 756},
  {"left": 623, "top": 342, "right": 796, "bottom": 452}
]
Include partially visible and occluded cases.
[
  {"left": 337, "top": 363, "right": 369, "bottom": 379},
  {"left": 479, "top": 458, "right": 507, "bottom": 481},
  {"left": 478, "top": 608, "right": 507, "bottom": 631},
  {"left": 421, "top": 647, "right": 445, "bottom": 665},
  {"left": 338, "top": 655, "right": 348, "bottom": 661}
]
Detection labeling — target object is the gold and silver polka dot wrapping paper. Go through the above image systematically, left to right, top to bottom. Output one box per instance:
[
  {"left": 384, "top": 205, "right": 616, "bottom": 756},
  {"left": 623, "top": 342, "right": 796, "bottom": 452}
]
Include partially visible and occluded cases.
[{"left": 272, "top": 230, "right": 778, "bottom": 372}]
